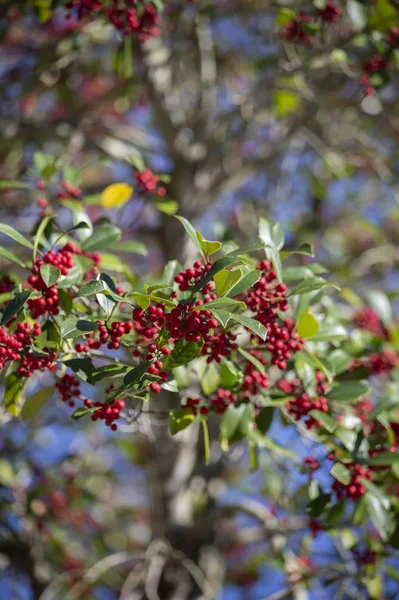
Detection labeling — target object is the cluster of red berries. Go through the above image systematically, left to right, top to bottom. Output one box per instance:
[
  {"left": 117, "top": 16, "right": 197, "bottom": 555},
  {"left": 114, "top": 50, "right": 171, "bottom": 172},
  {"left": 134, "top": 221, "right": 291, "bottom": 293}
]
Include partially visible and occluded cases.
[
  {"left": 67, "top": 0, "right": 161, "bottom": 41},
  {"left": 319, "top": 1, "right": 343, "bottom": 22},
  {"left": 280, "top": 3, "right": 342, "bottom": 43},
  {"left": 280, "top": 12, "right": 314, "bottom": 44},
  {"left": 135, "top": 169, "right": 166, "bottom": 196},
  {"left": 56, "top": 180, "right": 82, "bottom": 201},
  {"left": 27, "top": 246, "right": 75, "bottom": 318},
  {"left": 245, "top": 260, "right": 303, "bottom": 370},
  {"left": 174, "top": 262, "right": 212, "bottom": 293},
  {"left": 0, "top": 275, "right": 14, "bottom": 294},
  {"left": 133, "top": 304, "right": 165, "bottom": 340},
  {"left": 165, "top": 304, "right": 219, "bottom": 343},
  {"left": 354, "top": 307, "right": 387, "bottom": 339},
  {"left": 0, "top": 327, "right": 26, "bottom": 370},
  {"left": 201, "top": 331, "right": 237, "bottom": 364},
  {"left": 143, "top": 343, "right": 169, "bottom": 393},
  {"left": 17, "top": 350, "right": 57, "bottom": 378},
  {"left": 367, "top": 350, "right": 399, "bottom": 375},
  {"left": 242, "top": 352, "right": 268, "bottom": 396},
  {"left": 56, "top": 373, "right": 81, "bottom": 407},
  {"left": 280, "top": 377, "right": 329, "bottom": 429},
  {"left": 210, "top": 388, "right": 234, "bottom": 414},
  {"left": 182, "top": 389, "right": 235, "bottom": 415},
  {"left": 287, "top": 392, "right": 329, "bottom": 429},
  {"left": 87, "top": 395, "right": 125, "bottom": 431},
  {"left": 304, "top": 456, "right": 319, "bottom": 475},
  {"left": 331, "top": 461, "right": 372, "bottom": 500}
]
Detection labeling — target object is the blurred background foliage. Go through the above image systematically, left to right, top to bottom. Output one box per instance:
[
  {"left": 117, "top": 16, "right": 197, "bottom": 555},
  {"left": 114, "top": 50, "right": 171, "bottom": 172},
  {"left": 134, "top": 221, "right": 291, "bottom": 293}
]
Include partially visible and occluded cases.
[{"left": 1, "top": 0, "right": 399, "bottom": 598}]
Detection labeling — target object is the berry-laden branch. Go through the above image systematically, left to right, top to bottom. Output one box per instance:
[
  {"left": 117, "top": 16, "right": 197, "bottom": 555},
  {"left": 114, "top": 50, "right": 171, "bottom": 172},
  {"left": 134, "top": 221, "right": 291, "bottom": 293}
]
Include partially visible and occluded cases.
[{"left": 2, "top": 160, "right": 399, "bottom": 549}]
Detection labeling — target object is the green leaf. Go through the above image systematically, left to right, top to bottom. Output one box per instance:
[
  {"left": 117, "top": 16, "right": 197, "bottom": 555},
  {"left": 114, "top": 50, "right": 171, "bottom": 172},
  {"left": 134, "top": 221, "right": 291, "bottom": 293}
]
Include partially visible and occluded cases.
[
  {"left": 368, "top": 0, "right": 398, "bottom": 31},
  {"left": 33, "top": 152, "right": 56, "bottom": 178},
  {"left": 0, "top": 180, "right": 31, "bottom": 189},
  {"left": 155, "top": 199, "right": 179, "bottom": 215},
  {"left": 33, "top": 215, "right": 53, "bottom": 260},
  {"left": 174, "top": 216, "right": 204, "bottom": 255},
  {"left": 258, "top": 218, "right": 284, "bottom": 282},
  {"left": 0, "top": 224, "right": 34, "bottom": 250},
  {"left": 82, "top": 224, "right": 122, "bottom": 252},
  {"left": 196, "top": 231, "right": 222, "bottom": 256},
  {"left": 114, "top": 241, "right": 148, "bottom": 255},
  {"left": 280, "top": 243, "right": 314, "bottom": 259},
  {"left": 0, "top": 246, "right": 27, "bottom": 268},
  {"left": 191, "top": 256, "right": 242, "bottom": 293},
  {"left": 40, "top": 264, "right": 61, "bottom": 288},
  {"left": 282, "top": 266, "right": 314, "bottom": 281},
  {"left": 214, "top": 268, "right": 242, "bottom": 296},
  {"left": 226, "top": 269, "right": 261, "bottom": 298},
  {"left": 289, "top": 277, "right": 339, "bottom": 297},
  {"left": 77, "top": 280, "right": 109, "bottom": 298},
  {"left": 58, "top": 289, "right": 73, "bottom": 315},
  {"left": 1, "top": 290, "right": 33, "bottom": 326},
  {"left": 367, "top": 290, "right": 392, "bottom": 325},
  {"left": 132, "top": 293, "right": 151, "bottom": 310},
  {"left": 196, "top": 297, "right": 244, "bottom": 311},
  {"left": 212, "top": 309, "right": 232, "bottom": 328},
  {"left": 296, "top": 310, "right": 319, "bottom": 339},
  {"left": 228, "top": 313, "right": 267, "bottom": 341},
  {"left": 60, "top": 316, "right": 98, "bottom": 339},
  {"left": 310, "top": 324, "right": 347, "bottom": 342},
  {"left": 163, "top": 339, "right": 204, "bottom": 370},
  {"left": 238, "top": 347, "right": 266, "bottom": 374},
  {"left": 327, "top": 350, "right": 353, "bottom": 374},
  {"left": 65, "top": 358, "right": 94, "bottom": 382},
  {"left": 220, "top": 361, "right": 241, "bottom": 389},
  {"left": 123, "top": 362, "right": 150, "bottom": 386},
  {"left": 201, "top": 362, "right": 220, "bottom": 396},
  {"left": 90, "top": 364, "right": 128, "bottom": 383},
  {"left": 4, "top": 372, "right": 25, "bottom": 416},
  {"left": 327, "top": 381, "right": 369, "bottom": 401},
  {"left": 21, "top": 385, "right": 55, "bottom": 420},
  {"left": 220, "top": 403, "right": 253, "bottom": 441},
  {"left": 71, "top": 407, "right": 95, "bottom": 420},
  {"left": 256, "top": 407, "right": 274, "bottom": 434},
  {"left": 169, "top": 408, "right": 195, "bottom": 435},
  {"left": 309, "top": 410, "right": 336, "bottom": 432},
  {"left": 201, "top": 418, "right": 210, "bottom": 465},
  {"left": 249, "top": 428, "right": 296, "bottom": 458},
  {"left": 369, "top": 452, "right": 399, "bottom": 466},
  {"left": 0, "top": 459, "right": 15, "bottom": 485},
  {"left": 330, "top": 463, "right": 351, "bottom": 485},
  {"left": 365, "top": 490, "right": 393, "bottom": 541},
  {"left": 306, "top": 493, "right": 331, "bottom": 518},
  {"left": 326, "top": 500, "right": 345, "bottom": 524}
]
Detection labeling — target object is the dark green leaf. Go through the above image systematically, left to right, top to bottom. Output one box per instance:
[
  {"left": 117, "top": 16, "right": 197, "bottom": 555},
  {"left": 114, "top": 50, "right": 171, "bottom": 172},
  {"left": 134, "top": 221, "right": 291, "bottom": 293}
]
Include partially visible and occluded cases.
[
  {"left": 174, "top": 216, "right": 204, "bottom": 255},
  {"left": 82, "top": 224, "right": 122, "bottom": 252},
  {"left": 191, "top": 256, "right": 242, "bottom": 293},
  {"left": 40, "top": 264, "right": 61, "bottom": 288},
  {"left": 226, "top": 269, "right": 261, "bottom": 298},
  {"left": 289, "top": 278, "right": 339, "bottom": 297},
  {"left": 58, "top": 289, "right": 73, "bottom": 315},
  {"left": 1, "top": 290, "right": 33, "bottom": 326},
  {"left": 228, "top": 313, "right": 267, "bottom": 340},
  {"left": 163, "top": 339, "right": 204, "bottom": 370},
  {"left": 65, "top": 358, "right": 94, "bottom": 382},
  {"left": 123, "top": 362, "right": 150, "bottom": 386},
  {"left": 90, "top": 364, "right": 128, "bottom": 383},
  {"left": 4, "top": 372, "right": 25, "bottom": 416},
  {"left": 327, "top": 381, "right": 369, "bottom": 401},
  {"left": 221, "top": 403, "right": 252, "bottom": 441},
  {"left": 71, "top": 406, "right": 95, "bottom": 420},
  {"left": 256, "top": 407, "right": 274, "bottom": 434},
  {"left": 169, "top": 408, "right": 195, "bottom": 435},
  {"left": 309, "top": 410, "right": 336, "bottom": 432},
  {"left": 330, "top": 463, "right": 351, "bottom": 485},
  {"left": 306, "top": 493, "right": 331, "bottom": 518}
]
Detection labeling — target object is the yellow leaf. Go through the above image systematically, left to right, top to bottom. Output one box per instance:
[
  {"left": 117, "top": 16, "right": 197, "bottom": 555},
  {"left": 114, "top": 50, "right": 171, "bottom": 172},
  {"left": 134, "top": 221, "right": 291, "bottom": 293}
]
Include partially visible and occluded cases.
[
  {"left": 101, "top": 183, "right": 133, "bottom": 209},
  {"left": 296, "top": 310, "right": 319, "bottom": 339}
]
